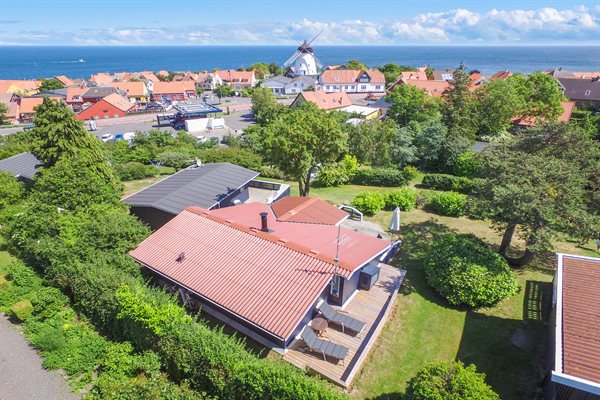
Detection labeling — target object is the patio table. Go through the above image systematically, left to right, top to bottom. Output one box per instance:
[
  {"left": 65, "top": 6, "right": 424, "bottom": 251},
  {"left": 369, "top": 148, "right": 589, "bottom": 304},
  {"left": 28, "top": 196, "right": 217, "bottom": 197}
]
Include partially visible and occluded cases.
[{"left": 311, "top": 317, "right": 328, "bottom": 336}]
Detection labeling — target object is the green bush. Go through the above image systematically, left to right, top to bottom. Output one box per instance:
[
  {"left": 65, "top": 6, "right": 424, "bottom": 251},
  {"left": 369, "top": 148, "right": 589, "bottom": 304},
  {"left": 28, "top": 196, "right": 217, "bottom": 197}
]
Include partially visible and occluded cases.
[
  {"left": 197, "top": 147, "right": 263, "bottom": 171},
  {"left": 452, "top": 150, "right": 480, "bottom": 178},
  {"left": 316, "top": 156, "right": 359, "bottom": 187},
  {"left": 115, "top": 162, "right": 157, "bottom": 181},
  {"left": 402, "top": 165, "right": 419, "bottom": 181},
  {"left": 259, "top": 166, "right": 286, "bottom": 179},
  {"left": 352, "top": 167, "right": 408, "bottom": 187},
  {"left": 0, "top": 172, "right": 24, "bottom": 210},
  {"left": 421, "top": 173, "right": 476, "bottom": 194},
  {"left": 385, "top": 188, "right": 418, "bottom": 211},
  {"left": 428, "top": 191, "right": 468, "bottom": 216},
  {"left": 352, "top": 192, "right": 386, "bottom": 215},
  {"left": 424, "top": 234, "right": 518, "bottom": 308},
  {"left": 6, "top": 261, "right": 38, "bottom": 287},
  {"left": 0, "top": 276, "right": 7, "bottom": 289},
  {"left": 30, "top": 287, "right": 69, "bottom": 319},
  {"left": 10, "top": 300, "right": 33, "bottom": 321},
  {"left": 405, "top": 361, "right": 500, "bottom": 400}
]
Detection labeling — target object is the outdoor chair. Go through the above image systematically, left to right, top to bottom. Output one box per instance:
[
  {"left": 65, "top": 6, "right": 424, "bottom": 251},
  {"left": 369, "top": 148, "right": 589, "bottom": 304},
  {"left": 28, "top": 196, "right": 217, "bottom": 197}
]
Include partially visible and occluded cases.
[
  {"left": 317, "top": 302, "right": 366, "bottom": 336},
  {"left": 301, "top": 326, "right": 349, "bottom": 364}
]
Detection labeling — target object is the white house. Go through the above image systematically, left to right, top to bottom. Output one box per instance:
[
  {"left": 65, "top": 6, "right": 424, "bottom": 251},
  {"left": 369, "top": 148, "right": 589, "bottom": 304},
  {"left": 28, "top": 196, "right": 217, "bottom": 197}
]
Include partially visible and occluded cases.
[
  {"left": 318, "top": 69, "right": 385, "bottom": 93},
  {"left": 196, "top": 73, "right": 223, "bottom": 91},
  {"left": 262, "top": 75, "right": 317, "bottom": 95}
]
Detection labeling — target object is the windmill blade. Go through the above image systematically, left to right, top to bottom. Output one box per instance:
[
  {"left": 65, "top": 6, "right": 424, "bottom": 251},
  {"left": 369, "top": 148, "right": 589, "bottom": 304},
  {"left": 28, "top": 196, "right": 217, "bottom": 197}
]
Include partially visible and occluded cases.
[
  {"left": 307, "top": 29, "right": 323, "bottom": 46},
  {"left": 287, "top": 31, "right": 302, "bottom": 46},
  {"left": 283, "top": 51, "right": 302, "bottom": 67}
]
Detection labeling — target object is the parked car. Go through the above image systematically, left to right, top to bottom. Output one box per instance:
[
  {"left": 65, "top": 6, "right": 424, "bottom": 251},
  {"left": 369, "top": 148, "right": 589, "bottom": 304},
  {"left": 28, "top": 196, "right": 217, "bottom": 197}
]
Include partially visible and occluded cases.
[
  {"left": 123, "top": 132, "right": 136, "bottom": 143},
  {"left": 113, "top": 133, "right": 124, "bottom": 141},
  {"left": 100, "top": 134, "right": 114, "bottom": 142},
  {"left": 196, "top": 135, "right": 207, "bottom": 143}
]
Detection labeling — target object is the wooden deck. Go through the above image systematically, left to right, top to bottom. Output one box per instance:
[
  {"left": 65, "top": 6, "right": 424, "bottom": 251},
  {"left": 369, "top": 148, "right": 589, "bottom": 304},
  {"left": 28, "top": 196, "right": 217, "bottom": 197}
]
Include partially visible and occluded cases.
[{"left": 283, "top": 263, "right": 406, "bottom": 388}]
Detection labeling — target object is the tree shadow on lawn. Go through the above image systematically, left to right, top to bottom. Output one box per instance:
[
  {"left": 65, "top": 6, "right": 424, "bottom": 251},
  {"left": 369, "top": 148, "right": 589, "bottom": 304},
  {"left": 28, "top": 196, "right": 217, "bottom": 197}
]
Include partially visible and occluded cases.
[{"left": 456, "top": 279, "right": 553, "bottom": 400}]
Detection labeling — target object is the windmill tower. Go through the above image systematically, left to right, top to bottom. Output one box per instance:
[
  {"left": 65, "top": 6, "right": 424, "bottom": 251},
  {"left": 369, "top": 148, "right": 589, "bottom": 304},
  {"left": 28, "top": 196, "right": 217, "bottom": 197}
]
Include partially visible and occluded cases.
[{"left": 283, "top": 31, "right": 323, "bottom": 77}]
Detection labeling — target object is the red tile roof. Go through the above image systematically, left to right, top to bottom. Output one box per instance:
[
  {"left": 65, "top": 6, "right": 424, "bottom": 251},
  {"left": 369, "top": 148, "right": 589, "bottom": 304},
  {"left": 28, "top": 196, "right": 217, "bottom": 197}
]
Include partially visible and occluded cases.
[
  {"left": 215, "top": 69, "right": 255, "bottom": 84},
  {"left": 320, "top": 69, "right": 361, "bottom": 84},
  {"left": 400, "top": 71, "right": 428, "bottom": 81},
  {"left": 490, "top": 71, "right": 512, "bottom": 80},
  {"left": 89, "top": 73, "right": 114, "bottom": 85},
  {"left": 55, "top": 75, "right": 74, "bottom": 86},
  {"left": 401, "top": 79, "right": 449, "bottom": 97},
  {"left": 108, "top": 81, "right": 148, "bottom": 97},
  {"left": 152, "top": 81, "right": 187, "bottom": 95},
  {"left": 296, "top": 91, "right": 352, "bottom": 110},
  {"left": 101, "top": 93, "right": 135, "bottom": 112},
  {"left": 18, "top": 97, "right": 45, "bottom": 114},
  {"left": 512, "top": 102, "right": 575, "bottom": 127},
  {"left": 271, "top": 197, "right": 348, "bottom": 225},
  {"left": 209, "top": 202, "right": 390, "bottom": 274},
  {"left": 130, "top": 207, "right": 338, "bottom": 340},
  {"left": 559, "top": 255, "right": 600, "bottom": 384}
]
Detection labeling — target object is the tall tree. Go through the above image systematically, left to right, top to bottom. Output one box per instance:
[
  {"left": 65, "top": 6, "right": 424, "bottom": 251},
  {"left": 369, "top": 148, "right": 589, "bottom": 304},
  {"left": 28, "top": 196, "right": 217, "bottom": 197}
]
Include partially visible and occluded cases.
[
  {"left": 345, "top": 60, "right": 368, "bottom": 70},
  {"left": 442, "top": 62, "right": 477, "bottom": 140},
  {"left": 523, "top": 72, "right": 565, "bottom": 119},
  {"left": 39, "top": 78, "right": 65, "bottom": 91},
  {"left": 473, "top": 78, "right": 524, "bottom": 138},
  {"left": 387, "top": 84, "right": 439, "bottom": 127},
  {"left": 251, "top": 87, "right": 281, "bottom": 125},
  {"left": 30, "top": 97, "right": 117, "bottom": 183},
  {"left": 0, "top": 102, "right": 9, "bottom": 126},
  {"left": 258, "top": 103, "right": 346, "bottom": 196},
  {"left": 347, "top": 119, "right": 397, "bottom": 167},
  {"left": 472, "top": 123, "right": 600, "bottom": 266}
]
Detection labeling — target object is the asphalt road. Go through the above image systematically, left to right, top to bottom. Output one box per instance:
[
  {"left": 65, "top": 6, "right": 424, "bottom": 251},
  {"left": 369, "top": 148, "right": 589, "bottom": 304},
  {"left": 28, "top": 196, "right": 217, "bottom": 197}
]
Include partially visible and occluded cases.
[{"left": 0, "top": 314, "right": 80, "bottom": 400}]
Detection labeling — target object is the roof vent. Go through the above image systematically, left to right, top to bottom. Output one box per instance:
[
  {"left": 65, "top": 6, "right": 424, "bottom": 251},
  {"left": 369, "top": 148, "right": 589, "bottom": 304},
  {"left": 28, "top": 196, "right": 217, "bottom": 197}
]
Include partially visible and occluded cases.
[
  {"left": 260, "top": 212, "right": 270, "bottom": 232},
  {"left": 176, "top": 252, "right": 185, "bottom": 263}
]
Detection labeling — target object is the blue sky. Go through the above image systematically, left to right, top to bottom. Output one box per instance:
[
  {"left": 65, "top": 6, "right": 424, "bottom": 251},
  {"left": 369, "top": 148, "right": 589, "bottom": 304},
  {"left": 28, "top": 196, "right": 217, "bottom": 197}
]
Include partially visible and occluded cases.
[{"left": 1, "top": 0, "right": 599, "bottom": 45}]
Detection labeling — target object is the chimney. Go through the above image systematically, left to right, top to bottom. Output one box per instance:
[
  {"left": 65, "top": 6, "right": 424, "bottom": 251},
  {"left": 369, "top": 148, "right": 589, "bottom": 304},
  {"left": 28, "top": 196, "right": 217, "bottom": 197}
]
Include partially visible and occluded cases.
[{"left": 260, "top": 212, "right": 269, "bottom": 232}]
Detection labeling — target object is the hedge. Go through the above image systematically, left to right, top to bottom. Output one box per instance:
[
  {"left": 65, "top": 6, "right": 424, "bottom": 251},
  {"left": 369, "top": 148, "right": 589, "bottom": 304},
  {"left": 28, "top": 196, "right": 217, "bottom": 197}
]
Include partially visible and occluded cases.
[
  {"left": 197, "top": 147, "right": 263, "bottom": 171},
  {"left": 114, "top": 162, "right": 157, "bottom": 181},
  {"left": 351, "top": 168, "right": 408, "bottom": 187},
  {"left": 421, "top": 173, "right": 476, "bottom": 194},
  {"left": 385, "top": 188, "right": 418, "bottom": 211},
  {"left": 428, "top": 191, "right": 468, "bottom": 217},
  {"left": 352, "top": 192, "right": 386, "bottom": 215},
  {"left": 2, "top": 203, "right": 345, "bottom": 400},
  {"left": 423, "top": 234, "right": 518, "bottom": 308},
  {"left": 10, "top": 300, "right": 33, "bottom": 321}
]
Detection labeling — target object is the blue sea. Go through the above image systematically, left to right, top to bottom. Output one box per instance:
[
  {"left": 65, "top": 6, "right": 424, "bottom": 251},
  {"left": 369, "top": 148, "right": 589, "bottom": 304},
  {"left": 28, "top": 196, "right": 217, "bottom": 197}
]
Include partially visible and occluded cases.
[{"left": 0, "top": 45, "right": 599, "bottom": 79}]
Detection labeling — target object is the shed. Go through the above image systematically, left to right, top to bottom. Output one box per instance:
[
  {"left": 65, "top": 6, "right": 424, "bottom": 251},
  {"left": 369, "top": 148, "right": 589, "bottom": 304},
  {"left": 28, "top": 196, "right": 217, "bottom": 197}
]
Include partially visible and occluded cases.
[{"left": 0, "top": 152, "right": 41, "bottom": 183}]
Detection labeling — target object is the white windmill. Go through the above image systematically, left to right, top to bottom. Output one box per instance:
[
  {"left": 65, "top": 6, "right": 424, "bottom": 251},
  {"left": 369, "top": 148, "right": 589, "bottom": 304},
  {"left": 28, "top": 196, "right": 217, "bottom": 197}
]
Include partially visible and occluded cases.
[{"left": 283, "top": 31, "right": 323, "bottom": 77}]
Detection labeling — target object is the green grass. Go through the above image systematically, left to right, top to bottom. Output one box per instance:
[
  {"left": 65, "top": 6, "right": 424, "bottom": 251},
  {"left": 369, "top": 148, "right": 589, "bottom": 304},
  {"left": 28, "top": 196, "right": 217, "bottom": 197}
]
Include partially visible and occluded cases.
[{"left": 116, "top": 172, "right": 598, "bottom": 399}]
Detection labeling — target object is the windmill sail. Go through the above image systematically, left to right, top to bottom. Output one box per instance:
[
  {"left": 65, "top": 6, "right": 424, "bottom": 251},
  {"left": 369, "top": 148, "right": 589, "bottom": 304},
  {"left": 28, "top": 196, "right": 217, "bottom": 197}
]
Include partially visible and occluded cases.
[{"left": 283, "top": 51, "right": 302, "bottom": 67}]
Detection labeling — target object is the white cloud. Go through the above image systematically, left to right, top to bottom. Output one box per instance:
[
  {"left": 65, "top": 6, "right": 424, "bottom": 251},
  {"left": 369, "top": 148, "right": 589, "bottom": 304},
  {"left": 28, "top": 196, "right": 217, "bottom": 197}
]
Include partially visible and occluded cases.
[{"left": 3, "top": 6, "right": 599, "bottom": 45}]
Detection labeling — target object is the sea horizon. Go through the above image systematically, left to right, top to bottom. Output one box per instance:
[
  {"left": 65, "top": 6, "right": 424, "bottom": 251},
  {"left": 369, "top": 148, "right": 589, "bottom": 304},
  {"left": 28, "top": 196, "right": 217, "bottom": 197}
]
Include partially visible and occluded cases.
[{"left": 1, "top": 44, "right": 598, "bottom": 79}]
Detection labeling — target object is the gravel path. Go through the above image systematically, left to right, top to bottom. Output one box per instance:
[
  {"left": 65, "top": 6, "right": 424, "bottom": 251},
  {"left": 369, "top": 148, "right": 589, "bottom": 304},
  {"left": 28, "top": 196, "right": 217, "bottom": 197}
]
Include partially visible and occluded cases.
[{"left": 0, "top": 314, "right": 80, "bottom": 400}]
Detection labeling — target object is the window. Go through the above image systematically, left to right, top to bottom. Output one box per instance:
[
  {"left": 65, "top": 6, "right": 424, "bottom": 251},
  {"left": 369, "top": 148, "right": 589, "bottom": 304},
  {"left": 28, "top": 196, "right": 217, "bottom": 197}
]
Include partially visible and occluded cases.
[
  {"left": 294, "top": 83, "right": 297, "bottom": 87},
  {"left": 361, "top": 85, "right": 367, "bottom": 90},
  {"left": 376, "top": 85, "right": 381, "bottom": 90},
  {"left": 326, "top": 86, "right": 330, "bottom": 90},
  {"left": 585, "top": 90, "right": 591, "bottom": 96},
  {"left": 296, "top": 101, "right": 302, "bottom": 107},
  {"left": 114, "top": 113, "right": 119, "bottom": 118},
  {"left": 330, "top": 275, "right": 341, "bottom": 297}
]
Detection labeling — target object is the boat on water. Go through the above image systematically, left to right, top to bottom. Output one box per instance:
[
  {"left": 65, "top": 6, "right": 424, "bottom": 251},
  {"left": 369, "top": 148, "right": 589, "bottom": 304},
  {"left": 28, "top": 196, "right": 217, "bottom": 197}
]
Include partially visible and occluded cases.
[{"left": 78, "top": 59, "right": 85, "bottom": 63}]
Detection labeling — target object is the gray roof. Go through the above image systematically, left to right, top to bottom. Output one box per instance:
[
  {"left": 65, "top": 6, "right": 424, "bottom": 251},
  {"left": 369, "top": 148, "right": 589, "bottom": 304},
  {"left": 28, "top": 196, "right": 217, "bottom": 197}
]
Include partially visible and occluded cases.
[
  {"left": 261, "top": 75, "right": 292, "bottom": 87},
  {"left": 557, "top": 78, "right": 600, "bottom": 102},
  {"left": 83, "top": 87, "right": 124, "bottom": 99},
  {"left": 31, "top": 88, "right": 69, "bottom": 98},
  {"left": 371, "top": 96, "right": 391, "bottom": 109},
  {"left": 470, "top": 141, "right": 490, "bottom": 153},
  {"left": 0, "top": 152, "right": 41, "bottom": 181},
  {"left": 123, "top": 162, "right": 259, "bottom": 214}
]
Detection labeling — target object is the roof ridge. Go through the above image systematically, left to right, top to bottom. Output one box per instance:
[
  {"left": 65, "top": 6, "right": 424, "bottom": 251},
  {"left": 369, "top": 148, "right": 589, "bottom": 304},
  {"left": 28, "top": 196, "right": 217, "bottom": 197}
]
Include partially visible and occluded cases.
[{"left": 184, "top": 206, "right": 352, "bottom": 274}]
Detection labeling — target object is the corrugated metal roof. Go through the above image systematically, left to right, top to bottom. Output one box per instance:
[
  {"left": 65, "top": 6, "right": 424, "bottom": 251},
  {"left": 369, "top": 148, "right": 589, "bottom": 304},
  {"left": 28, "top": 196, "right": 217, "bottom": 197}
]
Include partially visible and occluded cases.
[
  {"left": 0, "top": 152, "right": 40, "bottom": 180},
  {"left": 123, "top": 163, "right": 259, "bottom": 214},
  {"left": 271, "top": 196, "right": 348, "bottom": 225},
  {"left": 210, "top": 202, "right": 390, "bottom": 275},
  {"left": 130, "top": 207, "right": 337, "bottom": 340},
  {"left": 561, "top": 255, "right": 600, "bottom": 384}
]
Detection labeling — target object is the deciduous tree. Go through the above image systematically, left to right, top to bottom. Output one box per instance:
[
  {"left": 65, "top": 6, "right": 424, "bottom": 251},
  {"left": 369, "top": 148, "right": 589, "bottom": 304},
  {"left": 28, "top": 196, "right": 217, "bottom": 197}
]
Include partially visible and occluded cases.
[
  {"left": 442, "top": 62, "right": 477, "bottom": 140},
  {"left": 39, "top": 78, "right": 65, "bottom": 91},
  {"left": 258, "top": 103, "right": 346, "bottom": 196}
]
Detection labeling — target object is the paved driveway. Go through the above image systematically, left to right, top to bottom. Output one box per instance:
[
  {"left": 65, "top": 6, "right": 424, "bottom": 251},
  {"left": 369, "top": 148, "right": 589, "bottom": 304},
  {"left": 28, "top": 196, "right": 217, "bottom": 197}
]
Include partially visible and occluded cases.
[{"left": 0, "top": 315, "right": 80, "bottom": 400}]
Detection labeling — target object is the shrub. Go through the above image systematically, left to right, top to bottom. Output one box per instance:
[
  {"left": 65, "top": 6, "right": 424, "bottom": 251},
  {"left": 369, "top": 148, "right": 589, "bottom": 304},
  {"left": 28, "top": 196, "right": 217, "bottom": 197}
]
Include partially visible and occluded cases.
[
  {"left": 197, "top": 147, "right": 263, "bottom": 171},
  {"left": 452, "top": 150, "right": 480, "bottom": 178},
  {"left": 316, "top": 156, "right": 358, "bottom": 187},
  {"left": 115, "top": 162, "right": 157, "bottom": 181},
  {"left": 403, "top": 165, "right": 419, "bottom": 181},
  {"left": 259, "top": 166, "right": 286, "bottom": 179},
  {"left": 352, "top": 167, "right": 408, "bottom": 187},
  {"left": 0, "top": 171, "right": 24, "bottom": 210},
  {"left": 421, "top": 173, "right": 476, "bottom": 194},
  {"left": 385, "top": 188, "right": 418, "bottom": 211},
  {"left": 428, "top": 191, "right": 468, "bottom": 216},
  {"left": 352, "top": 192, "right": 386, "bottom": 215},
  {"left": 424, "top": 234, "right": 518, "bottom": 307},
  {"left": 6, "top": 261, "right": 38, "bottom": 287},
  {"left": 0, "top": 276, "right": 7, "bottom": 289},
  {"left": 30, "top": 287, "right": 69, "bottom": 319},
  {"left": 10, "top": 300, "right": 33, "bottom": 321},
  {"left": 405, "top": 361, "right": 500, "bottom": 400}
]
